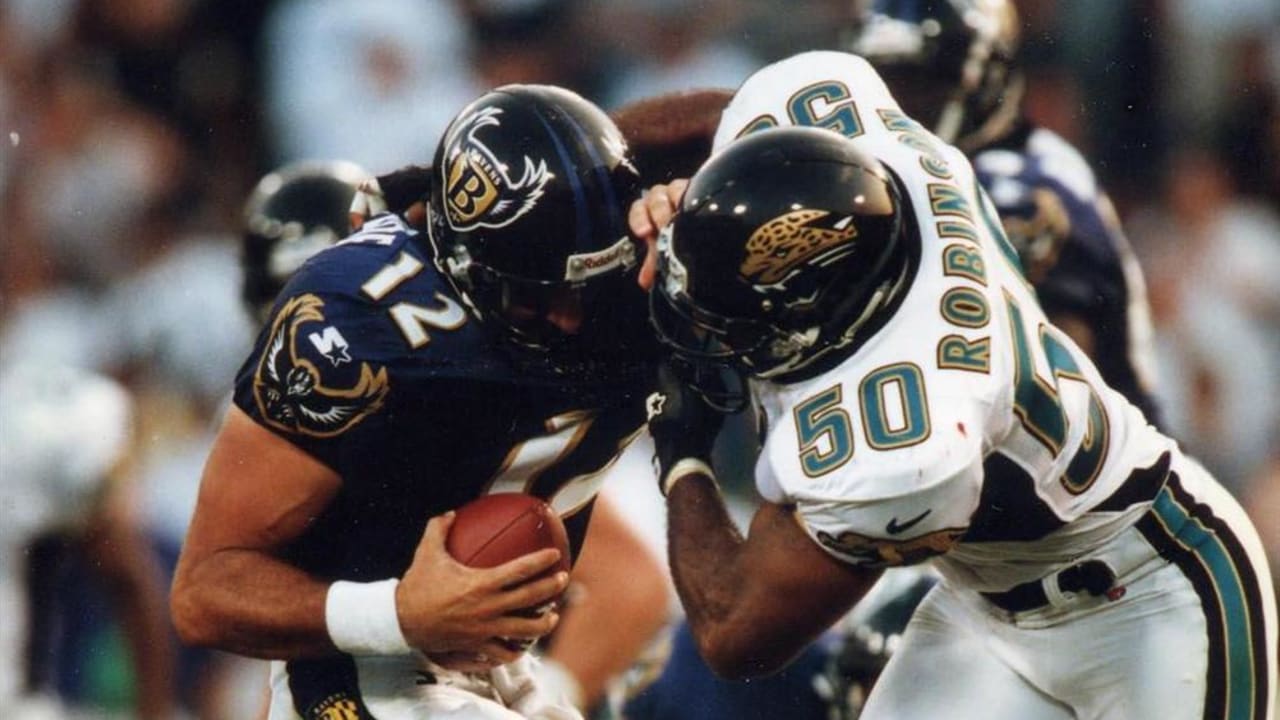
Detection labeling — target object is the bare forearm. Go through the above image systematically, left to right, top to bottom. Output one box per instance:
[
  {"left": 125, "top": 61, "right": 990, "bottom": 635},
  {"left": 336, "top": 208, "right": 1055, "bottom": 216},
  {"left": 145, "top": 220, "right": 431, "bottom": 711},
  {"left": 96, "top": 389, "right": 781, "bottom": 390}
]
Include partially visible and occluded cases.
[
  {"left": 665, "top": 475, "right": 747, "bottom": 656},
  {"left": 666, "top": 478, "right": 880, "bottom": 679},
  {"left": 171, "top": 548, "right": 336, "bottom": 659}
]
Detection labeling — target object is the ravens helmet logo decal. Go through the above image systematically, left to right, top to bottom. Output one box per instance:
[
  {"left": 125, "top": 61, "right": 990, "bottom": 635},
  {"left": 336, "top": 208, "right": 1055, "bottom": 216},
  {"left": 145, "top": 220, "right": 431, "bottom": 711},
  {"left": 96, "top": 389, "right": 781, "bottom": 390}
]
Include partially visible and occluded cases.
[
  {"left": 441, "top": 106, "right": 553, "bottom": 231},
  {"left": 741, "top": 209, "right": 858, "bottom": 285},
  {"left": 254, "top": 294, "right": 389, "bottom": 438}
]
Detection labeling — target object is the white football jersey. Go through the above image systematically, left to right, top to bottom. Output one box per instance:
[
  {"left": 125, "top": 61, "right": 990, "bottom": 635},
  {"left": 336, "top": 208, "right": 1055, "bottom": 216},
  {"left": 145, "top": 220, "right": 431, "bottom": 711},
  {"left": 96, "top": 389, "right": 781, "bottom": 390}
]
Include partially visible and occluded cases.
[{"left": 716, "top": 52, "right": 1174, "bottom": 591}]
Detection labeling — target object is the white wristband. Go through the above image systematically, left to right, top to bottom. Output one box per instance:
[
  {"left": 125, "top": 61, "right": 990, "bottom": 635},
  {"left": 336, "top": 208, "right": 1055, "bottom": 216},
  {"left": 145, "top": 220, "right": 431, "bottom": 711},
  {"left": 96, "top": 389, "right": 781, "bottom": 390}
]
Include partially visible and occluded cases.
[
  {"left": 662, "top": 458, "right": 715, "bottom": 496},
  {"left": 325, "top": 579, "right": 412, "bottom": 656}
]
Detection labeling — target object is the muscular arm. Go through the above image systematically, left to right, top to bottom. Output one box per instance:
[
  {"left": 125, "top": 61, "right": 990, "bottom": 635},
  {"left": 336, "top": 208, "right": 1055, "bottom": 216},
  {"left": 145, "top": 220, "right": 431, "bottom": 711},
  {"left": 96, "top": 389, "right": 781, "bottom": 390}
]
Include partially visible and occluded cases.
[
  {"left": 170, "top": 405, "right": 343, "bottom": 658},
  {"left": 171, "top": 406, "right": 570, "bottom": 663},
  {"left": 666, "top": 474, "right": 880, "bottom": 679},
  {"left": 544, "top": 493, "right": 672, "bottom": 710}
]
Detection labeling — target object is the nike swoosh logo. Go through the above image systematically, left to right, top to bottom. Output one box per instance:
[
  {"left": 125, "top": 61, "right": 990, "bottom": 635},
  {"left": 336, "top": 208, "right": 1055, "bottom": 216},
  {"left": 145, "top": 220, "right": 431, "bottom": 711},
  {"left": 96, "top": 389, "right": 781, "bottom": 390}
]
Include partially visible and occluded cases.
[{"left": 885, "top": 509, "right": 932, "bottom": 535}]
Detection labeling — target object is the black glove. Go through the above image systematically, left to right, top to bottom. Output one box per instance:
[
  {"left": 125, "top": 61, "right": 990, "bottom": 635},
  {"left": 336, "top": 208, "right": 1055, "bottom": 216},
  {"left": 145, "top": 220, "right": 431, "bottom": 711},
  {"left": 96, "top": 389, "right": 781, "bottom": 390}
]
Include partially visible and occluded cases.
[
  {"left": 376, "top": 164, "right": 433, "bottom": 214},
  {"left": 350, "top": 165, "right": 434, "bottom": 229},
  {"left": 646, "top": 359, "right": 726, "bottom": 495}
]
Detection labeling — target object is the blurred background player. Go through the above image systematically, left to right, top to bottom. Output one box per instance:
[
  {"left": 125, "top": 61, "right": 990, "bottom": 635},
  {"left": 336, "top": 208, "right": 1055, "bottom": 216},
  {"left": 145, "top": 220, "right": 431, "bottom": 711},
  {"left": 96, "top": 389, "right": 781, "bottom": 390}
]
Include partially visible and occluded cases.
[
  {"left": 845, "top": 0, "right": 1164, "bottom": 426},
  {"left": 241, "top": 160, "right": 372, "bottom": 326},
  {"left": 0, "top": 363, "right": 176, "bottom": 719}
]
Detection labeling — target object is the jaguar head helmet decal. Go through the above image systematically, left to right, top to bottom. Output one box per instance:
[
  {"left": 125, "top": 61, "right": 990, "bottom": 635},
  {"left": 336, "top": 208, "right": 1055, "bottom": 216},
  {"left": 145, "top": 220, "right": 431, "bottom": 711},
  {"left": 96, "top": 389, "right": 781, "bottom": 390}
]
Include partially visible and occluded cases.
[
  {"left": 441, "top": 106, "right": 555, "bottom": 231},
  {"left": 740, "top": 209, "right": 859, "bottom": 286}
]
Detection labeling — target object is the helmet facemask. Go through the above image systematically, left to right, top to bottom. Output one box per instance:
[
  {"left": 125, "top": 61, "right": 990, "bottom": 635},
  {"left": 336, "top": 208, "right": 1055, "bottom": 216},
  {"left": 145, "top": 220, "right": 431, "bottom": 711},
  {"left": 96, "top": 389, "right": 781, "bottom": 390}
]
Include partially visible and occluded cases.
[{"left": 437, "top": 218, "right": 639, "bottom": 354}]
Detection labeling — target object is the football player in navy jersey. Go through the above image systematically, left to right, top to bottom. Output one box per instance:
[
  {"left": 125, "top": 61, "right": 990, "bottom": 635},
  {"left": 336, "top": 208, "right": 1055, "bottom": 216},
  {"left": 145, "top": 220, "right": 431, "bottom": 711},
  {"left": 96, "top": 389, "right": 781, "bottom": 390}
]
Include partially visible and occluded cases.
[
  {"left": 845, "top": 0, "right": 1163, "bottom": 426},
  {"left": 172, "top": 85, "right": 666, "bottom": 720}
]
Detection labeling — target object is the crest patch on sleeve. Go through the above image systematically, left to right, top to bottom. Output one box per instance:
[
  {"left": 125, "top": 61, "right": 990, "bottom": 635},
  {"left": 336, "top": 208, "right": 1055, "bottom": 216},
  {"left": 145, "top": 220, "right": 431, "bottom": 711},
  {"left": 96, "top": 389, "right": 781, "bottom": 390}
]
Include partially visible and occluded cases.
[
  {"left": 254, "top": 294, "right": 390, "bottom": 437},
  {"left": 814, "top": 526, "right": 965, "bottom": 567}
]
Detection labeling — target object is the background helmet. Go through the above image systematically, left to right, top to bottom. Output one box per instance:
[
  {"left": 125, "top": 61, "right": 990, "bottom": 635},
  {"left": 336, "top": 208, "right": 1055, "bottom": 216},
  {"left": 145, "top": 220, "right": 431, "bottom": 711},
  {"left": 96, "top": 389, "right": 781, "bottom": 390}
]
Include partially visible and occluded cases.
[
  {"left": 844, "top": 0, "right": 1022, "bottom": 151},
  {"left": 427, "top": 84, "right": 644, "bottom": 355},
  {"left": 652, "top": 126, "right": 917, "bottom": 381},
  {"left": 241, "top": 160, "right": 368, "bottom": 323}
]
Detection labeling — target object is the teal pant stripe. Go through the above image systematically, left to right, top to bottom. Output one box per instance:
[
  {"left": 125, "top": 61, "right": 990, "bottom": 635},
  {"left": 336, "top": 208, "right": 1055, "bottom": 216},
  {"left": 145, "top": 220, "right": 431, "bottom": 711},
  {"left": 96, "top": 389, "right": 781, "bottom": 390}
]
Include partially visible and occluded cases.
[{"left": 1152, "top": 487, "right": 1257, "bottom": 720}]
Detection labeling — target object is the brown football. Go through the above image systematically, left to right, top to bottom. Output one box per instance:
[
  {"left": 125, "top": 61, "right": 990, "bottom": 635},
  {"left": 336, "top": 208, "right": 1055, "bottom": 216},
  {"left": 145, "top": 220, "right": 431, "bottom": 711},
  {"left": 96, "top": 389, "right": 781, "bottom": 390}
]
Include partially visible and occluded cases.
[{"left": 445, "top": 493, "right": 571, "bottom": 575}]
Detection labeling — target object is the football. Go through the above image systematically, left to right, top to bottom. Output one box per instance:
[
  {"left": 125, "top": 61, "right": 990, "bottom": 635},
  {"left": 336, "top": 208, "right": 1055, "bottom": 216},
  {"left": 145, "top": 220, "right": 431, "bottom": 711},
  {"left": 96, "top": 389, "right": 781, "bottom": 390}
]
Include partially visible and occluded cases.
[{"left": 446, "top": 493, "right": 571, "bottom": 575}]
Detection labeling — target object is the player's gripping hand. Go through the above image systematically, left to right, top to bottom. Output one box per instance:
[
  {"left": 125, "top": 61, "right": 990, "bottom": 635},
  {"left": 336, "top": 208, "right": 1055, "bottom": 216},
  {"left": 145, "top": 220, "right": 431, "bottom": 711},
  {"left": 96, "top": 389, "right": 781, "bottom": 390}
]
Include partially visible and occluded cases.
[
  {"left": 349, "top": 164, "right": 433, "bottom": 231},
  {"left": 629, "top": 180, "right": 689, "bottom": 290},
  {"left": 646, "top": 359, "right": 725, "bottom": 496},
  {"left": 395, "top": 512, "right": 568, "bottom": 671}
]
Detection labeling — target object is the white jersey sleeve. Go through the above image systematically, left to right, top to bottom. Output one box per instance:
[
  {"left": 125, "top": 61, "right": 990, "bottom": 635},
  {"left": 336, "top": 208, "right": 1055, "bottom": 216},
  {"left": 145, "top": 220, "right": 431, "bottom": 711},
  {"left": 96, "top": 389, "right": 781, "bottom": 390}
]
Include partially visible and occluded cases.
[{"left": 755, "top": 378, "right": 985, "bottom": 567}]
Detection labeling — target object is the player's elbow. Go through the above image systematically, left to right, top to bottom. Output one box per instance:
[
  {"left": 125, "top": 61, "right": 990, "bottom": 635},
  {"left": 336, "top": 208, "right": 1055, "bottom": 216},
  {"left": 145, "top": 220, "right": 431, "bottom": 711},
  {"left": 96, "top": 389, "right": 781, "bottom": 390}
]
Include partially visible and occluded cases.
[
  {"left": 169, "top": 577, "right": 219, "bottom": 648},
  {"left": 695, "top": 627, "right": 792, "bottom": 681}
]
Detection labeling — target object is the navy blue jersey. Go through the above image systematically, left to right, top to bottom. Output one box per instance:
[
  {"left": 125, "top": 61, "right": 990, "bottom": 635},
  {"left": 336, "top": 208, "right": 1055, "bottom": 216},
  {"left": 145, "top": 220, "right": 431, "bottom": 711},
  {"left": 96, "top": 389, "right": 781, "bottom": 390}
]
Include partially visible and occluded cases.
[
  {"left": 972, "top": 123, "right": 1163, "bottom": 427},
  {"left": 234, "top": 213, "right": 654, "bottom": 576},
  {"left": 231, "top": 214, "right": 655, "bottom": 716}
]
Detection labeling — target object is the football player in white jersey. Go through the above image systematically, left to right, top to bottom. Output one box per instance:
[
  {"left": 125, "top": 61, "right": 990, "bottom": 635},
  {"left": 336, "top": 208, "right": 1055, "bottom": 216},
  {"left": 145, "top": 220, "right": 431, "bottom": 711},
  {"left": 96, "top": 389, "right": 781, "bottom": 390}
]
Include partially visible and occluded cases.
[{"left": 640, "top": 51, "right": 1276, "bottom": 720}]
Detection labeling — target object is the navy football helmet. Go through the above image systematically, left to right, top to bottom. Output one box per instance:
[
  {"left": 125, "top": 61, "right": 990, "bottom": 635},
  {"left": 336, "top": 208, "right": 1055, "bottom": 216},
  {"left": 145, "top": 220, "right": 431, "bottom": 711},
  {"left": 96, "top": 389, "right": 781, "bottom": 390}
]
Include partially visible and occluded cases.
[
  {"left": 845, "top": 0, "right": 1022, "bottom": 151},
  {"left": 427, "top": 84, "right": 645, "bottom": 357},
  {"left": 651, "top": 127, "right": 917, "bottom": 382},
  {"left": 242, "top": 160, "right": 368, "bottom": 323}
]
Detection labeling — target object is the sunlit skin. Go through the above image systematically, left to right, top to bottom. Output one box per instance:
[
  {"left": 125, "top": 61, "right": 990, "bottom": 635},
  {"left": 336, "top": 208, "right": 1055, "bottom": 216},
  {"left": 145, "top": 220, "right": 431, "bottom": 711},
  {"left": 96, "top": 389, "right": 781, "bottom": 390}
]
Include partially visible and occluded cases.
[{"left": 629, "top": 179, "right": 689, "bottom": 290}]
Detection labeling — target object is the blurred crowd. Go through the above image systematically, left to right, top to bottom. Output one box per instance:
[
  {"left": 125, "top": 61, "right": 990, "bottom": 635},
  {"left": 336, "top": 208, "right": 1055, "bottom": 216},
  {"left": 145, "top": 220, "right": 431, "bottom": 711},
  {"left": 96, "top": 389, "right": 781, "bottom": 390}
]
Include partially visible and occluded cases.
[{"left": 1, "top": 0, "right": 1277, "bottom": 717}]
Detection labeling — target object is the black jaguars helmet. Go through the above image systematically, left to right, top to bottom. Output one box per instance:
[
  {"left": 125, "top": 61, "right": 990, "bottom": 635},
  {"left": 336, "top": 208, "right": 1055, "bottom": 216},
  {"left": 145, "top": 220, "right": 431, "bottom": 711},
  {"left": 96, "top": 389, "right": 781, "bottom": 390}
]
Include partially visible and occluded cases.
[
  {"left": 844, "top": 0, "right": 1022, "bottom": 151},
  {"left": 427, "top": 84, "right": 645, "bottom": 358},
  {"left": 652, "top": 126, "right": 918, "bottom": 382},
  {"left": 242, "top": 160, "right": 368, "bottom": 323}
]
